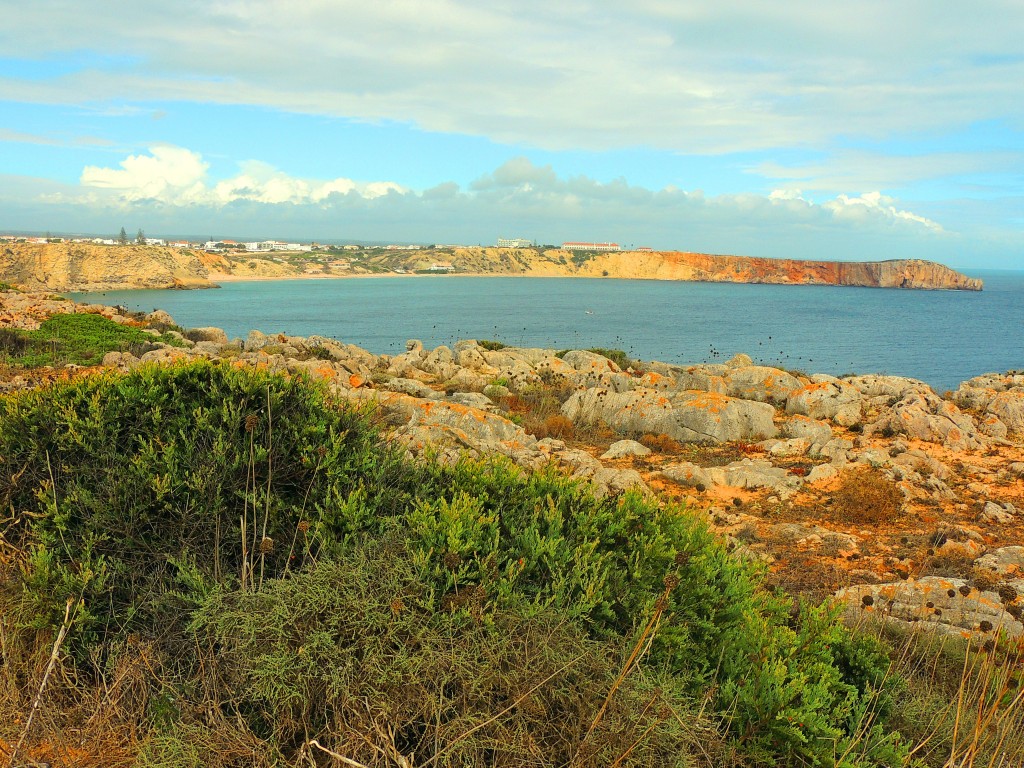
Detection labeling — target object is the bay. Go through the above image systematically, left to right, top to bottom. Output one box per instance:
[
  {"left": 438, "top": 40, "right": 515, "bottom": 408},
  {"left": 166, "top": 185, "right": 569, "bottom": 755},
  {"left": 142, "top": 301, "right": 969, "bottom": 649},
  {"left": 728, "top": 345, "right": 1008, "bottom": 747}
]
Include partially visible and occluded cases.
[{"left": 72, "top": 270, "right": 1024, "bottom": 394}]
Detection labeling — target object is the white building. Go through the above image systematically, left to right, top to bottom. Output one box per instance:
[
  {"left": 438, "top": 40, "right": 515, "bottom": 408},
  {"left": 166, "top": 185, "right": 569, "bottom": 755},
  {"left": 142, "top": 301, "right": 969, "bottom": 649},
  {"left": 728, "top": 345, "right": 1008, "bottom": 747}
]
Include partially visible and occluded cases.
[
  {"left": 497, "top": 237, "right": 532, "bottom": 248},
  {"left": 561, "top": 242, "right": 620, "bottom": 251}
]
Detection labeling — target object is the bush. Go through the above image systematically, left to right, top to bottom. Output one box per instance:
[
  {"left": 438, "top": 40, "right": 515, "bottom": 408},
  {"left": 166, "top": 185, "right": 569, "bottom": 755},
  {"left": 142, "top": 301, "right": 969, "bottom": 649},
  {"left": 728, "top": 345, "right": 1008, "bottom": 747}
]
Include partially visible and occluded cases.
[
  {"left": 0, "top": 312, "right": 186, "bottom": 368},
  {"left": 477, "top": 339, "right": 507, "bottom": 351},
  {"left": 0, "top": 360, "right": 415, "bottom": 654},
  {"left": 0, "top": 363, "right": 911, "bottom": 766},
  {"left": 639, "top": 433, "right": 684, "bottom": 454},
  {"left": 829, "top": 468, "right": 905, "bottom": 525},
  {"left": 190, "top": 544, "right": 714, "bottom": 767}
]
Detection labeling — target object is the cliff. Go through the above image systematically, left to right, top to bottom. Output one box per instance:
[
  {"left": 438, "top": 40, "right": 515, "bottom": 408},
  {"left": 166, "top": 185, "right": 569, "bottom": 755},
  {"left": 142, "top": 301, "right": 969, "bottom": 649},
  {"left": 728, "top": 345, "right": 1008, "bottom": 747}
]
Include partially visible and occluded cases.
[
  {"left": 0, "top": 242, "right": 982, "bottom": 291},
  {"left": 0, "top": 243, "right": 218, "bottom": 291},
  {"left": 433, "top": 249, "right": 983, "bottom": 291}
]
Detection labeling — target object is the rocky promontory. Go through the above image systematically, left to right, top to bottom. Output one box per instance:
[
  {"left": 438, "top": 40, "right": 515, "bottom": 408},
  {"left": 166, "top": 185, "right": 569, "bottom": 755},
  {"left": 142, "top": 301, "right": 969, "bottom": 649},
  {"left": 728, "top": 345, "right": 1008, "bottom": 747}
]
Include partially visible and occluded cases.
[
  {"left": 0, "top": 241, "right": 983, "bottom": 291},
  {"left": 0, "top": 242, "right": 217, "bottom": 291}
]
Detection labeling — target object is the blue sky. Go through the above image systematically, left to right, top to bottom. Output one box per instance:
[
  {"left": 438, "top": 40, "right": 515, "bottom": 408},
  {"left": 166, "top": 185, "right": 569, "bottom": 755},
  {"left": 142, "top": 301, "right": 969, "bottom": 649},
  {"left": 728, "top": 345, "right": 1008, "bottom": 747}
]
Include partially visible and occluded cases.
[{"left": 1, "top": 1, "right": 1022, "bottom": 269}]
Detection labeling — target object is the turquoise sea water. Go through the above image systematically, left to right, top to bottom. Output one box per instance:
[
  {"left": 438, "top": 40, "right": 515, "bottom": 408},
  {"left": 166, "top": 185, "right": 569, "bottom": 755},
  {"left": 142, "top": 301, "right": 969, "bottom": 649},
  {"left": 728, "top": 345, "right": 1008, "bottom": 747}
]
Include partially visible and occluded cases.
[{"left": 72, "top": 271, "right": 1024, "bottom": 394}]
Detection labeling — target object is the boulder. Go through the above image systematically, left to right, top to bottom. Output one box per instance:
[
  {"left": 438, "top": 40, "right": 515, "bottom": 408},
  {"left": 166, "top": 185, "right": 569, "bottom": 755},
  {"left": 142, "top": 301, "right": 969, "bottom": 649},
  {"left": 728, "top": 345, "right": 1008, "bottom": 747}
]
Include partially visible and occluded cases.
[
  {"left": 146, "top": 309, "right": 176, "bottom": 326},
  {"left": 186, "top": 326, "right": 229, "bottom": 344},
  {"left": 455, "top": 345, "right": 499, "bottom": 374},
  {"left": 561, "top": 349, "right": 622, "bottom": 373},
  {"left": 724, "top": 365, "right": 804, "bottom": 404},
  {"left": 845, "top": 375, "right": 934, "bottom": 399},
  {"left": 384, "top": 378, "right": 441, "bottom": 399},
  {"left": 786, "top": 380, "right": 863, "bottom": 427},
  {"left": 561, "top": 387, "right": 777, "bottom": 444},
  {"left": 668, "top": 391, "right": 778, "bottom": 443},
  {"left": 870, "top": 391, "right": 984, "bottom": 451},
  {"left": 986, "top": 391, "right": 1024, "bottom": 433},
  {"left": 447, "top": 392, "right": 496, "bottom": 411},
  {"left": 405, "top": 400, "right": 537, "bottom": 452},
  {"left": 782, "top": 415, "right": 833, "bottom": 446},
  {"left": 762, "top": 437, "right": 811, "bottom": 457},
  {"left": 601, "top": 439, "right": 652, "bottom": 460},
  {"left": 706, "top": 459, "right": 800, "bottom": 492},
  {"left": 661, "top": 462, "right": 714, "bottom": 489},
  {"left": 590, "top": 467, "right": 650, "bottom": 498},
  {"left": 980, "top": 502, "right": 1015, "bottom": 525},
  {"left": 974, "top": 547, "right": 1024, "bottom": 576},
  {"left": 836, "top": 577, "right": 1023, "bottom": 639}
]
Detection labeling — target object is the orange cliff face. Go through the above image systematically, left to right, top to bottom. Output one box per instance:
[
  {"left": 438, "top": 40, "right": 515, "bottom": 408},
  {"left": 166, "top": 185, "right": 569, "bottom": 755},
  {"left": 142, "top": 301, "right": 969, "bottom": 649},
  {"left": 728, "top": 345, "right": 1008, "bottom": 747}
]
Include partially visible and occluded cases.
[{"left": 573, "top": 251, "right": 983, "bottom": 291}]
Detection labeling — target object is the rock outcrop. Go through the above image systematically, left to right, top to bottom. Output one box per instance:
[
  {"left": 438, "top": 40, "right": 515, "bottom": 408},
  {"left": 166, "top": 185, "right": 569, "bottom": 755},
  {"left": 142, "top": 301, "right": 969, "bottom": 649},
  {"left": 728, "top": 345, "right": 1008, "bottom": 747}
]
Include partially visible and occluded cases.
[
  {"left": 0, "top": 243, "right": 217, "bottom": 291},
  {"left": 5, "top": 289, "right": 1024, "bottom": 645}
]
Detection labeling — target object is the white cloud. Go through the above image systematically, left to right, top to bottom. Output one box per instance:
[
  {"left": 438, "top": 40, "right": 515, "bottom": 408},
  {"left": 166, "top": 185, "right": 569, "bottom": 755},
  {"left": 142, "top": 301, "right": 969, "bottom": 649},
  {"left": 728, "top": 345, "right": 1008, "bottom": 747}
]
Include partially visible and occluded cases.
[
  {"left": 2, "top": 2, "right": 1022, "bottom": 154},
  {"left": 81, "top": 145, "right": 209, "bottom": 201},
  {"left": 80, "top": 146, "right": 408, "bottom": 205},
  {"left": 12, "top": 154, "right": 1015, "bottom": 265},
  {"left": 824, "top": 191, "right": 944, "bottom": 232}
]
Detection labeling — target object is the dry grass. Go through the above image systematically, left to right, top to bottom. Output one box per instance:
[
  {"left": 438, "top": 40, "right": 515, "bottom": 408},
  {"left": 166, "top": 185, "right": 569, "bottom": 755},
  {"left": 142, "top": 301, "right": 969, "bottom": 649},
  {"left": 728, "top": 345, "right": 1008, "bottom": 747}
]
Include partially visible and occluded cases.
[
  {"left": 638, "top": 433, "right": 684, "bottom": 454},
  {"left": 828, "top": 467, "right": 905, "bottom": 525}
]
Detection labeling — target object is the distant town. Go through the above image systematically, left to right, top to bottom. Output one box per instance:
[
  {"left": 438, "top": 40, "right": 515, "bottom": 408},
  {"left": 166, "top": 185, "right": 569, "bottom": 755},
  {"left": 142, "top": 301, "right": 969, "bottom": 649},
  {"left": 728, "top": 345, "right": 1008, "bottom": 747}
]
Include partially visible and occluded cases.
[{"left": 1, "top": 232, "right": 653, "bottom": 254}]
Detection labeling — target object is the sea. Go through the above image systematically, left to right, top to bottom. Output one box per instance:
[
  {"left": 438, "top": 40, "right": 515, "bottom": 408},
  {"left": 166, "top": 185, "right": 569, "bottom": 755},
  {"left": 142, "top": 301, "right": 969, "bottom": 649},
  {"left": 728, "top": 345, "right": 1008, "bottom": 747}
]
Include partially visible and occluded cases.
[{"left": 71, "top": 270, "right": 1024, "bottom": 395}]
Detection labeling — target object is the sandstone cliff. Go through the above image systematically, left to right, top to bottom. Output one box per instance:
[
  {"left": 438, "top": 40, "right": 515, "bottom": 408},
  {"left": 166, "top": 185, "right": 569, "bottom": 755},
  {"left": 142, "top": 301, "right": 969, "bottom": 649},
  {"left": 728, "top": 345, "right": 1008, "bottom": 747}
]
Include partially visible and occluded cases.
[
  {"left": 0, "top": 242, "right": 982, "bottom": 291},
  {"left": 0, "top": 243, "right": 217, "bottom": 291},
  {"left": 432, "top": 249, "right": 982, "bottom": 291}
]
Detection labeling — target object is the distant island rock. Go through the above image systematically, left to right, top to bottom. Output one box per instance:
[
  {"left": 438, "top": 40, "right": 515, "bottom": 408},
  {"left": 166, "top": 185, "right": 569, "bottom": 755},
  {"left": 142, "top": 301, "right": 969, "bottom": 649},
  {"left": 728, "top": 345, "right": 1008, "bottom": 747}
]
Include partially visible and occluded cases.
[{"left": 0, "top": 242, "right": 983, "bottom": 292}]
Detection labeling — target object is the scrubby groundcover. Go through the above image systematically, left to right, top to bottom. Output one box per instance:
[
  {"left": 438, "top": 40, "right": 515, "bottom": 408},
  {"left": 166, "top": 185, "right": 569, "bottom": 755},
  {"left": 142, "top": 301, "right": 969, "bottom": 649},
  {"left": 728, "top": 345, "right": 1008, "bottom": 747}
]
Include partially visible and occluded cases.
[{"left": 0, "top": 361, "right": 910, "bottom": 767}]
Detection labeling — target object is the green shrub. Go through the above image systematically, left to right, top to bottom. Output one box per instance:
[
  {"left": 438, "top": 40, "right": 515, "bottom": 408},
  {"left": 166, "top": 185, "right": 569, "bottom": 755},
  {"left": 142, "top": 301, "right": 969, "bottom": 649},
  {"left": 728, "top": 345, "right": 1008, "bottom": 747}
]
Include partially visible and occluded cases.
[
  {"left": 0, "top": 312, "right": 186, "bottom": 367},
  {"left": 477, "top": 339, "right": 507, "bottom": 351},
  {"left": 554, "top": 347, "right": 633, "bottom": 369},
  {"left": 0, "top": 360, "right": 415, "bottom": 652},
  {"left": 0, "top": 363, "right": 910, "bottom": 766},
  {"left": 190, "top": 544, "right": 712, "bottom": 767}
]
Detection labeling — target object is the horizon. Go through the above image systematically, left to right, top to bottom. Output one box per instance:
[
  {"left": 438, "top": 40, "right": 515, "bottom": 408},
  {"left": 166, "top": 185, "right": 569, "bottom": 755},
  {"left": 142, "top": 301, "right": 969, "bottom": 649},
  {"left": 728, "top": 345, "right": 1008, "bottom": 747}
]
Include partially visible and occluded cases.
[{"left": 1, "top": 3, "right": 1022, "bottom": 270}]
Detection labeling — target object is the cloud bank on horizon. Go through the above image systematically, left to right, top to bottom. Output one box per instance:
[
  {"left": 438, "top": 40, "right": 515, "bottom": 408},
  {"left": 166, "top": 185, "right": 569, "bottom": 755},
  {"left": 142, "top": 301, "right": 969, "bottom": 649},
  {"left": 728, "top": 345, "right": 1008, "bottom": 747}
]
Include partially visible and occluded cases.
[{"left": 0, "top": 1, "right": 1021, "bottom": 267}]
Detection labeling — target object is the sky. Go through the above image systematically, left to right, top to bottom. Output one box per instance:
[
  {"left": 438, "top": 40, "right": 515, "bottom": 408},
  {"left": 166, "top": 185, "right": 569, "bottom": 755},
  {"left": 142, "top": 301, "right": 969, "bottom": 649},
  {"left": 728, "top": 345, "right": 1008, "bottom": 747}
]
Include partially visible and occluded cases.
[{"left": 1, "top": 1, "right": 1022, "bottom": 270}]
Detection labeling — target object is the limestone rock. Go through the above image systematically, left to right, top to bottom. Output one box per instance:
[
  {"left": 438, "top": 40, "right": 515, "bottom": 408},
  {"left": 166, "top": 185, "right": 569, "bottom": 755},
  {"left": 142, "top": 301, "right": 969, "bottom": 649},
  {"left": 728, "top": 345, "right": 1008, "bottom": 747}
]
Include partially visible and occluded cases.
[
  {"left": 186, "top": 326, "right": 228, "bottom": 344},
  {"left": 561, "top": 349, "right": 622, "bottom": 373},
  {"left": 724, "top": 365, "right": 804, "bottom": 404},
  {"left": 845, "top": 375, "right": 934, "bottom": 399},
  {"left": 384, "top": 378, "right": 440, "bottom": 399},
  {"left": 786, "top": 380, "right": 863, "bottom": 427},
  {"left": 561, "top": 387, "right": 776, "bottom": 443},
  {"left": 870, "top": 391, "right": 984, "bottom": 451},
  {"left": 447, "top": 392, "right": 495, "bottom": 411},
  {"left": 782, "top": 415, "right": 833, "bottom": 446},
  {"left": 601, "top": 439, "right": 652, "bottom": 460},
  {"left": 590, "top": 467, "right": 650, "bottom": 498},
  {"left": 980, "top": 502, "right": 1015, "bottom": 524},
  {"left": 974, "top": 547, "right": 1024, "bottom": 576},
  {"left": 836, "top": 577, "right": 1022, "bottom": 639}
]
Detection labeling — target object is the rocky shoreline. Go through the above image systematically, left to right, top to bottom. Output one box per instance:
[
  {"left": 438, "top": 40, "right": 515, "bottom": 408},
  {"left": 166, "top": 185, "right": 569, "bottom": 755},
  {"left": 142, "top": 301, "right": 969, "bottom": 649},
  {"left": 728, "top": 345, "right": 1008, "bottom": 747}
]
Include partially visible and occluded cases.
[{"left": 2, "top": 288, "right": 1022, "bottom": 643}]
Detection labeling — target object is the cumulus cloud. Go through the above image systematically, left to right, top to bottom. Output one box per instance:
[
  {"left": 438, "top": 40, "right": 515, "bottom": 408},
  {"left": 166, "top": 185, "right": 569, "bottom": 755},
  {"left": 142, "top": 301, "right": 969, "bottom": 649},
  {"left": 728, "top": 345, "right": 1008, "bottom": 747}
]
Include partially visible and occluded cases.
[
  {"left": 80, "top": 146, "right": 408, "bottom": 205},
  {"left": 82, "top": 146, "right": 209, "bottom": 202},
  {"left": 53, "top": 152, "right": 957, "bottom": 262},
  {"left": 824, "top": 191, "right": 944, "bottom": 232}
]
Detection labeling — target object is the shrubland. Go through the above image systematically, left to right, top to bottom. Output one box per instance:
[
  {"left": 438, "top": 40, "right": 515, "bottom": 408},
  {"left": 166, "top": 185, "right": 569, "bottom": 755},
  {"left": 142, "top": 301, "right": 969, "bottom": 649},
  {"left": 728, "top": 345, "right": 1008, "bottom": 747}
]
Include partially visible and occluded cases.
[
  {"left": 0, "top": 312, "right": 185, "bottom": 368},
  {"left": 0, "top": 360, "right": 1006, "bottom": 767}
]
